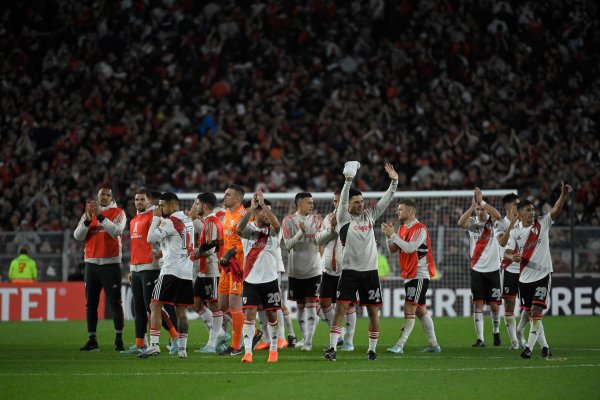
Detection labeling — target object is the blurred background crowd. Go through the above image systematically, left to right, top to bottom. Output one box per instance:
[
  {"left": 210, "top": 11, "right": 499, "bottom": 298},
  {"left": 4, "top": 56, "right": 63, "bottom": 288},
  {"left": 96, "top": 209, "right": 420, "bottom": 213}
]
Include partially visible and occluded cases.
[{"left": 1, "top": 0, "right": 599, "bottom": 241}]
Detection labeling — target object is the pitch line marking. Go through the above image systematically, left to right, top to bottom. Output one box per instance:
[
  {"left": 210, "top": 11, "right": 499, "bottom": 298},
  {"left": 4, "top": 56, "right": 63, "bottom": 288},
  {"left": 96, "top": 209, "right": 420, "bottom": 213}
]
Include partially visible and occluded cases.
[{"left": 0, "top": 363, "right": 599, "bottom": 377}]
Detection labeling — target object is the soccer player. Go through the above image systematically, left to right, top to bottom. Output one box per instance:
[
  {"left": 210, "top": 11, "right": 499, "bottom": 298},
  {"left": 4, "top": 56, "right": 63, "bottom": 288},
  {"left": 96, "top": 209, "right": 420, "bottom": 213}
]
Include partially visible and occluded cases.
[
  {"left": 324, "top": 162, "right": 398, "bottom": 362},
  {"left": 504, "top": 183, "right": 572, "bottom": 359},
  {"left": 218, "top": 184, "right": 251, "bottom": 356},
  {"left": 74, "top": 186, "right": 126, "bottom": 352},
  {"left": 458, "top": 187, "right": 503, "bottom": 347},
  {"left": 122, "top": 189, "right": 179, "bottom": 355},
  {"left": 237, "top": 190, "right": 282, "bottom": 363},
  {"left": 315, "top": 190, "right": 356, "bottom": 351},
  {"left": 138, "top": 192, "right": 194, "bottom": 358},
  {"left": 189, "top": 192, "right": 230, "bottom": 353},
  {"left": 282, "top": 192, "right": 323, "bottom": 351},
  {"left": 495, "top": 192, "right": 522, "bottom": 349},
  {"left": 382, "top": 199, "right": 441, "bottom": 354},
  {"left": 255, "top": 231, "right": 290, "bottom": 350}
]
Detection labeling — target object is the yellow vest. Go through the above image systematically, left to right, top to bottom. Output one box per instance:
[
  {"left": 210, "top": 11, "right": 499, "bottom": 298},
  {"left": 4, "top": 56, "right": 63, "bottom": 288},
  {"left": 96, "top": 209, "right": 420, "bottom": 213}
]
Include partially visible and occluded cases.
[{"left": 9, "top": 254, "right": 37, "bottom": 282}]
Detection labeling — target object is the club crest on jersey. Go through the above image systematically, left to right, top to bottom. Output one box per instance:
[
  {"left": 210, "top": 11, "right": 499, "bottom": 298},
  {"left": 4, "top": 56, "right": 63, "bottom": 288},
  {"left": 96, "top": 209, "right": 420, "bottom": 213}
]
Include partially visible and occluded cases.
[
  {"left": 231, "top": 220, "right": 235, "bottom": 226},
  {"left": 531, "top": 226, "right": 539, "bottom": 235}
]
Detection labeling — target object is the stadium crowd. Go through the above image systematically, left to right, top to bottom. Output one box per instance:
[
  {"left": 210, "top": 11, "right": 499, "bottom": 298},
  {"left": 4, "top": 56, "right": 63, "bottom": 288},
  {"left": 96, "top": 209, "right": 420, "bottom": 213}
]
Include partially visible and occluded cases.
[{"left": 1, "top": 0, "right": 599, "bottom": 234}]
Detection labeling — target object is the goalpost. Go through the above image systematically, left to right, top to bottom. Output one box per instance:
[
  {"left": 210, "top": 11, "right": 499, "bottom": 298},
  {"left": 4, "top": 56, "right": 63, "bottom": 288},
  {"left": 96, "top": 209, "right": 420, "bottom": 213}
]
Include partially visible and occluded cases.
[{"left": 178, "top": 189, "right": 516, "bottom": 293}]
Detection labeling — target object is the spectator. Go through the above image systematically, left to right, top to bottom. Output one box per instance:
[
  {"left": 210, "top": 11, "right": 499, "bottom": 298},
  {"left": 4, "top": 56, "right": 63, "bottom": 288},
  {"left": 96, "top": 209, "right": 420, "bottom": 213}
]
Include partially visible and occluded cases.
[
  {"left": 0, "top": 0, "right": 598, "bottom": 230},
  {"left": 12, "top": 220, "right": 42, "bottom": 255}
]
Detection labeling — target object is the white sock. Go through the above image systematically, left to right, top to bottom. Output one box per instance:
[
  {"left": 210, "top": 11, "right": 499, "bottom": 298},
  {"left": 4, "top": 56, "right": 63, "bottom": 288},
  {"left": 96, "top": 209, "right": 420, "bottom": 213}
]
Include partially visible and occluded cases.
[
  {"left": 304, "top": 304, "right": 317, "bottom": 346},
  {"left": 297, "top": 305, "right": 306, "bottom": 340},
  {"left": 322, "top": 305, "right": 335, "bottom": 327},
  {"left": 197, "top": 306, "right": 213, "bottom": 332},
  {"left": 344, "top": 306, "right": 357, "bottom": 345},
  {"left": 207, "top": 310, "right": 224, "bottom": 348},
  {"left": 258, "top": 310, "right": 269, "bottom": 343},
  {"left": 276, "top": 310, "right": 286, "bottom": 339},
  {"left": 283, "top": 310, "right": 295, "bottom": 338},
  {"left": 491, "top": 310, "right": 500, "bottom": 334},
  {"left": 474, "top": 311, "right": 484, "bottom": 341},
  {"left": 517, "top": 311, "right": 529, "bottom": 340},
  {"left": 419, "top": 312, "right": 438, "bottom": 347},
  {"left": 505, "top": 314, "right": 517, "bottom": 343},
  {"left": 397, "top": 316, "right": 415, "bottom": 347},
  {"left": 526, "top": 319, "right": 542, "bottom": 350},
  {"left": 243, "top": 320, "right": 255, "bottom": 354},
  {"left": 267, "top": 320, "right": 279, "bottom": 352},
  {"left": 537, "top": 323, "right": 549, "bottom": 348},
  {"left": 329, "top": 326, "right": 342, "bottom": 350},
  {"left": 150, "top": 328, "right": 160, "bottom": 347},
  {"left": 368, "top": 331, "right": 379, "bottom": 352},
  {"left": 144, "top": 333, "right": 149, "bottom": 347},
  {"left": 177, "top": 333, "right": 188, "bottom": 350}
]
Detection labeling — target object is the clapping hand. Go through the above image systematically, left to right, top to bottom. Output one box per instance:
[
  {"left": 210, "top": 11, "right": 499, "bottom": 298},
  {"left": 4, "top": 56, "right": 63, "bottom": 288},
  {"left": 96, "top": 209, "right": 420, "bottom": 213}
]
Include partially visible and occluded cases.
[{"left": 381, "top": 222, "right": 395, "bottom": 238}]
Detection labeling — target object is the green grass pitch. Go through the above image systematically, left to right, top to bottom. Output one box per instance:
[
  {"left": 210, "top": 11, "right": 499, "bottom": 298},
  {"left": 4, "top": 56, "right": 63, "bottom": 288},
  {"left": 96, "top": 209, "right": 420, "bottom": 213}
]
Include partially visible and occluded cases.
[{"left": 1, "top": 316, "right": 599, "bottom": 399}]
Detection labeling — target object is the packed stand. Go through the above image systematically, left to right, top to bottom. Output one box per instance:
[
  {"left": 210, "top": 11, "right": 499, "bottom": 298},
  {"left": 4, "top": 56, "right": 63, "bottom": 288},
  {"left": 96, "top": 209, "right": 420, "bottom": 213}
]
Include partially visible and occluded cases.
[{"left": 1, "top": 0, "right": 599, "bottom": 235}]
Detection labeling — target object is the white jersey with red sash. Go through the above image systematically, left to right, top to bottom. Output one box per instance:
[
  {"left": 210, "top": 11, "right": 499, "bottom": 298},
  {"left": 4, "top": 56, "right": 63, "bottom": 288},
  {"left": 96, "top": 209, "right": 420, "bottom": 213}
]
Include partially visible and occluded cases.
[
  {"left": 147, "top": 211, "right": 195, "bottom": 280},
  {"left": 192, "top": 212, "right": 224, "bottom": 278},
  {"left": 506, "top": 213, "right": 554, "bottom": 283},
  {"left": 466, "top": 216, "right": 500, "bottom": 272},
  {"left": 495, "top": 216, "right": 520, "bottom": 274},
  {"left": 396, "top": 221, "right": 436, "bottom": 281},
  {"left": 240, "top": 222, "right": 280, "bottom": 284}
]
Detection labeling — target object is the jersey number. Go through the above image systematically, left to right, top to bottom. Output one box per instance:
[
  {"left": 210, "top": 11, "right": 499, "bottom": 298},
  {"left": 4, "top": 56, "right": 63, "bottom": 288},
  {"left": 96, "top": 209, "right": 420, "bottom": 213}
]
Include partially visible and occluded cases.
[
  {"left": 181, "top": 226, "right": 193, "bottom": 253},
  {"left": 534, "top": 286, "right": 547, "bottom": 299},
  {"left": 368, "top": 288, "right": 381, "bottom": 302},
  {"left": 492, "top": 288, "right": 502, "bottom": 299},
  {"left": 267, "top": 292, "right": 281, "bottom": 304}
]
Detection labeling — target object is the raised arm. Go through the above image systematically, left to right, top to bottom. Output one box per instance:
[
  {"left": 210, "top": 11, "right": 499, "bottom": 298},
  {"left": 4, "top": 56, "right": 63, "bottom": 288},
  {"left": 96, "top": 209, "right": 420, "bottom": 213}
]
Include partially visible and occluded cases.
[
  {"left": 373, "top": 163, "right": 399, "bottom": 220},
  {"left": 550, "top": 183, "right": 573, "bottom": 221},
  {"left": 474, "top": 187, "right": 502, "bottom": 221},
  {"left": 256, "top": 189, "right": 280, "bottom": 234},
  {"left": 458, "top": 201, "right": 475, "bottom": 230},
  {"left": 236, "top": 205, "right": 254, "bottom": 237},
  {"left": 497, "top": 205, "right": 518, "bottom": 247}
]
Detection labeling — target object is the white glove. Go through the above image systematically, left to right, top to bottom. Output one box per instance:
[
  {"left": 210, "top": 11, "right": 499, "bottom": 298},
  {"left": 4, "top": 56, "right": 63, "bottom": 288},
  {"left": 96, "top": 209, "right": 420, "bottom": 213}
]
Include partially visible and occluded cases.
[{"left": 343, "top": 161, "right": 360, "bottom": 178}]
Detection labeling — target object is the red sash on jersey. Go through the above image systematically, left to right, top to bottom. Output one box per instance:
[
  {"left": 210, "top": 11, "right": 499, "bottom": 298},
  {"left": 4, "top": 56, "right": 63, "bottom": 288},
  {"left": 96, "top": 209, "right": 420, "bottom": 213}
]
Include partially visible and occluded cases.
[
  {"left": 170, "top": 215, "right": 193, "bottom": 257},
  {"left": 198, "top": 215, "right": 224, "bottom": 273},
  {"left": 470, "top": 217, "right": 493, "bottom": 269},
  {"left": 519, "top": 220, "right": 542, "bottom": 272},
  {"left": 243, "top": 228, "right": 269, "bottom": 281},
  {"left": 500, "top": 249, "right": 514, "bottom": 270}
]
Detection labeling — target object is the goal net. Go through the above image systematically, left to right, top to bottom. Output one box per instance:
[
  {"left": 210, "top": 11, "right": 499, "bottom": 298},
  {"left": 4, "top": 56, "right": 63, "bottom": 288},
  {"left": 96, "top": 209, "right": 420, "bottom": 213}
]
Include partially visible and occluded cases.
[{"left": 178, "top": 189, "right": 516, "bottom": 292}]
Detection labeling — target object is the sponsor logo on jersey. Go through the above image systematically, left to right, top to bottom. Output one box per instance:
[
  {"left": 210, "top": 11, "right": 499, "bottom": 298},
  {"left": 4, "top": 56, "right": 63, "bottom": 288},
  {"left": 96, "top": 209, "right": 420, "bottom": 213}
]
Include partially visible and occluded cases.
[{"left": 353, "top": 223, "right": 373, "bottom": 232}]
